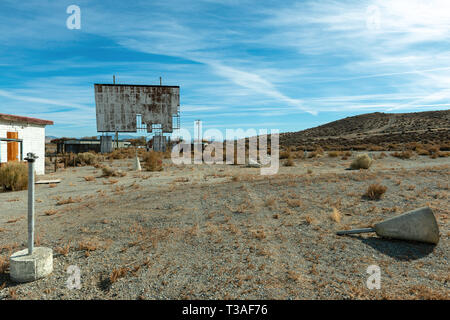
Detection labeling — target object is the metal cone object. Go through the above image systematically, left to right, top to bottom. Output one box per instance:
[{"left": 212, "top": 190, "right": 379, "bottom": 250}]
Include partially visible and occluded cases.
[{"left": 337, "top": 207, "right": 440, "bottom": 244}]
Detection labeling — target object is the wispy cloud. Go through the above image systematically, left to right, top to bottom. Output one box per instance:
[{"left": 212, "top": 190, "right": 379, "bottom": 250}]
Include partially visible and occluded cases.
[{"left": 0, "top": 0, "right": 449, "bottom": 137}]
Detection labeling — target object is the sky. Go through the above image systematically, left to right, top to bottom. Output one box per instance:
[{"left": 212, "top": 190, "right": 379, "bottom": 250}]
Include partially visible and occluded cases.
[{"left": 0, "top": 0, "right": 449, "bottom": 139}]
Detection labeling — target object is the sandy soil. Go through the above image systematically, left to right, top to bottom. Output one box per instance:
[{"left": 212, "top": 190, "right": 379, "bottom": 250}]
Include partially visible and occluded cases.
[{"left": 0, "top": 152, "right": 449, "bottom": 299}]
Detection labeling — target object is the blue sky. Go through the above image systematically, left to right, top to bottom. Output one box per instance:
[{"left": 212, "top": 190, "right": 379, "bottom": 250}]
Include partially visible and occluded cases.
[{"left": 0, "top": 0, "right": 449, "bottom": 139}]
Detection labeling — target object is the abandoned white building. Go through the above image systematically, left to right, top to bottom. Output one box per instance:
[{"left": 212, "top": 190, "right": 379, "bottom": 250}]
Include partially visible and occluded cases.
[{"left": 0, "top": 113, "right": 54, "bottom": 175}]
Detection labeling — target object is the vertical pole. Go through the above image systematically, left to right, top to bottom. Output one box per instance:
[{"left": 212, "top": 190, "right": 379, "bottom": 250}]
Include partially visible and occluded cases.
[
  {"left": 113, "top": 75, "right": 115, "bottom": 84},
  {"left": 160, "top": 77, "right": 162, "bottom": 86},
  {"left": 25, "top": 153, "right": 37, "bottom": 255}
]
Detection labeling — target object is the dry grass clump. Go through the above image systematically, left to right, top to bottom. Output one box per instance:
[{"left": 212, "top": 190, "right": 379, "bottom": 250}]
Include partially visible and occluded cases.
[
  {"left": 308, "top": 146, "right": 324, "bottom": 158},
  {"left": 107, "top": 148, "right": 145, "bottom": 160},
  {"left": 415, "top": 148, "right": 430, "bottom": 156},
  {"left": 279, "top": 150, "right": 291, "bottom": 160},
  {"left": 392, "top": 150, "right": 413, "bottom": 159},
  {"left": 143, "top": 151, "right": 163, "bottom": 172},
  {"left": 328, "top": 151, "right": 342, "bottom": 157},
  {"left": 433, "top": 151, "right": 450, "bottom": 158},
  {"left": 350, "top": 153, "right": 373, "bottom": 170},
  {"left": 283, "top": 156, "right": 295, "bottom": 167},
  {"left": 0, "top": 161, "right": 28, "bottom": 191},
  {"left": 84, "top": 176, "right": 95, "bottom": 181},
  {"left": 364, "top": 183, "right": 387, "bottom": 200},
  {"left": 56, "top": 196, "right": 82, "bottom": 205},
  {"left": 265, "top": 198, "right": 276, "bottom": 208},
  {"left": 286, "top": 198, "right": 301, "bottom": 208},
  {"left": 330, "top": 207, "right": 342, "bottom": 223},
  {"left": 44, "top": 209, "right": 58, "bottom": 216},
  {"left": 251, "top": 229, "right": 266, "bottom": 240},
  {"left": 78, "top": 239, "right": 98, "bottom": 257},
  {"left": 55, "top": 244, "right": 70, "bottom": 256},
  {"left": 0, "top": 256, "right": 9, "bottom": 274},
  {"left": 110, "top": 267, "right": 129, "bottom": 283}
]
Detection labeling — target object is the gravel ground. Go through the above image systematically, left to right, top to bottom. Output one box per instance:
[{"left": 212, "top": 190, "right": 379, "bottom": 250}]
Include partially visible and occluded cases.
[{"left": 0, "top": 152, "right": 449, "bottom": 299}]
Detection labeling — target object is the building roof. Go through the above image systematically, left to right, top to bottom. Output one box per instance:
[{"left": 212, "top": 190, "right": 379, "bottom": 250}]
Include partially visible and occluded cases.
[{"left": 0, "top": 113, "right": 54, "bottom": 125}]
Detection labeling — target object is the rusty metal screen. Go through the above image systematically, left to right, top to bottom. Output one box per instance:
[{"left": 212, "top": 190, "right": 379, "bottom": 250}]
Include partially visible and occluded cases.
[{"left": 94, "top": 84, "right": 180, "bottom": 133}]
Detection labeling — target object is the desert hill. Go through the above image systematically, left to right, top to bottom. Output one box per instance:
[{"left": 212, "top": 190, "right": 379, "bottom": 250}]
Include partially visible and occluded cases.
[{"left": 280, "top": 110, "right": 450, "bottom": 150}]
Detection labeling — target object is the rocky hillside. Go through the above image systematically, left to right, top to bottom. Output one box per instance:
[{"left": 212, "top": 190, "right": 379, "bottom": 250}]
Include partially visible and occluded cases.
[{"left": 280, "top": 110, "right": 450, "bottom": 150}]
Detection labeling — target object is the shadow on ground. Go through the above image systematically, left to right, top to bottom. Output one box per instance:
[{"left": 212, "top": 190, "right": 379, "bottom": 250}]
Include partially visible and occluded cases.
[{"left": 350, "top": 235, "right": 436, "bottom": 261}]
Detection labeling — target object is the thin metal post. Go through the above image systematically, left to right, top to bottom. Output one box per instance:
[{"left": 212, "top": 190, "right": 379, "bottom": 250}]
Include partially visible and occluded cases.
[
  {"left": 25, "top": 153, "right": 38, "bottom": 255},
  {"left": 336, "top": 227, "right": 375, "bottom": 236}
]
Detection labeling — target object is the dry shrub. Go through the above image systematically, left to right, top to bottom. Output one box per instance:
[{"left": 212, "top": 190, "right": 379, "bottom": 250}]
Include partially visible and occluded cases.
[
  {"left": 308, "top": 146, "right": 324, "bottom": 158},
  {"left": 415, "top": 148, "right": 429, "bottom": 156},
  {"left": 279, "top": 150, "right": 291, "bottom": 159},
  {"left": 295, "top": 150, "right": 305, "bottom": 159},
  {"left": 392, "top": 150, "right": 412, "bottom": 159},
  {"left": 143, "top": 151, "right": 163, "bottom": 172},
  {"left": 328, "top": 151, "right": 342, "bottom": 158},
  {"left": 437, "top": 151, "right": 450, "bottom": 157},
  {"left": 74, "top": 152, "right": 98, "bottom": 166},
  {"left": 350, "top": 154, "right": 372, "bottom": 170},
  {"left": 283, "top": 157, "right": 294, "bottom": 167},
  {"left": 0, "top": 161, "right": 28, "bottom": 191},
  {"left": 101, "top": 166, "right": 126, "bottom": 177},
  {"left": 102, "top": 166, "right": 116, "bottom": 177},
  {"left": 84, "top": 176, "right": 95, "bottom": 182},
  {"left": 48, "top": 183, "right": 57, "bottom": 188},
  {"left": 364, "top": 183, "right": 387, "bottom": 200},
  {"left": 265, "top": 198, "right": 276, "bottom": 207},
  {"left": 286, "top": 198, "right": 301, "bottom": 208},
  {"left": 330, "top": 207, "right": 342, "bottom": 223},
  {"left": 304, "top": 215, "right": 315, "bottom": 225},
  {"left": 78, "top": 239, "right": 98, "bottom": 256},
  {"left": 0, "top": 256, "right": 9, "bottom": 273},
  {"left": 110, "top": 267, "right": 129, "bottom": 283}
]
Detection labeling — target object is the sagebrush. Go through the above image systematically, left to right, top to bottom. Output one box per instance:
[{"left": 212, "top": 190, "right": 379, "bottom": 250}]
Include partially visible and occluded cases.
[{"left": 0, "top": 162, "right": 28, "bottom": 191}]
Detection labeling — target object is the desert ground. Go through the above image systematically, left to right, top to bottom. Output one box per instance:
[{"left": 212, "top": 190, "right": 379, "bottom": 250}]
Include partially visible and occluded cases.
[{"left": 0, "top": 152, "right": 449, "bottom": 300}]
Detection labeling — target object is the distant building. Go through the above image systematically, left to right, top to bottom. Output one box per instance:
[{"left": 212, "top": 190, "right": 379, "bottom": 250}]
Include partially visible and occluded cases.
[
  {"left": 0, "top": 113, "right": 54, "bottom": 175},
  {"left": 56, "top": 138, "right": 131, "bottom": 154}
]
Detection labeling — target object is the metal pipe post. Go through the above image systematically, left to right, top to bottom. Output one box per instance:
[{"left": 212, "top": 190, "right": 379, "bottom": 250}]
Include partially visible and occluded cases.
[
  {"left": 25, "top": 152, "right": 38, "bottom": 255},
  {"left": 336, "top": 227, "right": 375, "bottom": 236}
]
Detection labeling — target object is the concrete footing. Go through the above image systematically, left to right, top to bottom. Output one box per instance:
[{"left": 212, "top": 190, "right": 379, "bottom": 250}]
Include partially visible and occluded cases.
[{"left": 10, "top": 247, "right": 53, "bottom": 283}]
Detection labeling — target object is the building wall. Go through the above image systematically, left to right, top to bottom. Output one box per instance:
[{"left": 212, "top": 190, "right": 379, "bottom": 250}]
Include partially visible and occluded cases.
[{"left": 0, "top": 121, "right": 46, "bottom": 175}]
